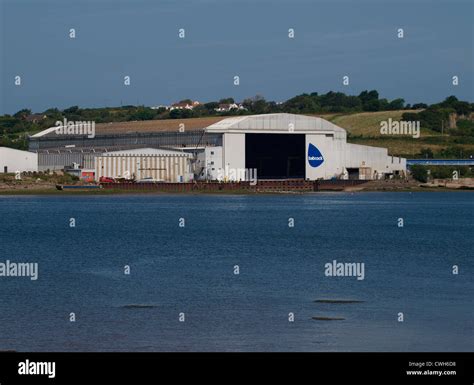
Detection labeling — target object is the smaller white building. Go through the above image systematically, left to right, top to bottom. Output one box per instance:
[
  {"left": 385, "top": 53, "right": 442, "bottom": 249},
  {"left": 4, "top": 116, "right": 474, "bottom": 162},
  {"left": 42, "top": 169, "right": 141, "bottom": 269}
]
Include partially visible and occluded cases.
[
  {"left": 0, "top": 147, "right": 38, "bottom": 173},
  {"left": 195, "top": 147, "right": 223, "bottom": 180},
  {"left": 95, "top": 148, "right": 193, "bottom": 182}
]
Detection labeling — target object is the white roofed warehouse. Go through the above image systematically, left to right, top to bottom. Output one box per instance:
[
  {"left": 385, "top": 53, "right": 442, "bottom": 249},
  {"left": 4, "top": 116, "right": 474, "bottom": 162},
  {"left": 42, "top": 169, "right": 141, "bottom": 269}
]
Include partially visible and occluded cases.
[
  {"left": 29, "top": 113, "right": 406, "bottom": 181},
  {"left": 205, "top": 113, "right": 406, "bottom": 181}
]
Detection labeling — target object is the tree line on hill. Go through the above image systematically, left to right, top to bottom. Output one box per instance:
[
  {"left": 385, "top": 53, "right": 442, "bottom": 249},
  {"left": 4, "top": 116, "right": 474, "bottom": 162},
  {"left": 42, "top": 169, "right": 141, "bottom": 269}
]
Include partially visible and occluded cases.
[
  {"left": 1, "top": 91, "right": 473, "bottom": 151},
  {"left": 401, "top": 95, "right": 474, "bottom": 136}
]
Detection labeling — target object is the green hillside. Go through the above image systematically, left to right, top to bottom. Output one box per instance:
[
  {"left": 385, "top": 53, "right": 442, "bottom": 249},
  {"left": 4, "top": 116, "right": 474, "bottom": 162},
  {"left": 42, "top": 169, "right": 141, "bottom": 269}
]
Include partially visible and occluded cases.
[
  {"left": 2, "top": 92, "right": 473, "bottom": 158},
  {"left": 328, "top": 110, "right": 474, "bottom": 158},
  {"left": 329, "top": 110, "right": 427, "bottom": 136}
]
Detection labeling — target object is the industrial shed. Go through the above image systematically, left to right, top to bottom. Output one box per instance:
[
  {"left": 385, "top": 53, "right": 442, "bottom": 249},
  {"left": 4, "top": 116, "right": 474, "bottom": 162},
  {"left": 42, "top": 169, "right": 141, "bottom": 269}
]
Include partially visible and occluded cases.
[
  {"left": 28, "top": 113, "right": 406, "bottom": 181},
  {"left": 204, "top": 113, "right": 406, "bottom": 180},
  {"left": 29, "top": 117, "right": 224, "bottom": 152},
  {"left": 29, "top": 117, "right": 224, "bottom": 171},
  {"left": 0, "top": 147, "right": 38, "bottom": 173},
  {"left": 94, "top": 148, "right": 193, "bottom": 182}
]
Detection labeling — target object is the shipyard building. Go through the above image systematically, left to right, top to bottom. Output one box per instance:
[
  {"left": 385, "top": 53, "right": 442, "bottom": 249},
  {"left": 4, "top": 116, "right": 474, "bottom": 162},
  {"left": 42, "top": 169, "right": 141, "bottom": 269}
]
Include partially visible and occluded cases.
[
  {"left": 29, "top": 113, "right": 406, "bottom": 181},
  {"left": 0, "top": 147, "right": 38, "bottom": 173},
  {"left": 95, "top": 148, "right": 193, "bottom": 182}
]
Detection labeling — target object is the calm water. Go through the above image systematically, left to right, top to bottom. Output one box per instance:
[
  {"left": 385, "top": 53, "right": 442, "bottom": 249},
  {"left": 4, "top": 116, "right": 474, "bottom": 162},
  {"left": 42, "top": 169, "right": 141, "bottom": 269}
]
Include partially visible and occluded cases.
[{"left": 0, "top": 192, "right": 472, "bottom": 352}]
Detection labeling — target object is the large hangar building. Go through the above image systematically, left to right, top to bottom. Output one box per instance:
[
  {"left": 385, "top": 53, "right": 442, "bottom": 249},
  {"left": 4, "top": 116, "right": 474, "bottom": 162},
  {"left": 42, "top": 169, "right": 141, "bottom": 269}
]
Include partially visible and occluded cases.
[
  {"left": 29, "top": 113, "right": 405, "bottom": 181},
  {"left": 203, "top": 113, "right": 406, "bottom": 180}
]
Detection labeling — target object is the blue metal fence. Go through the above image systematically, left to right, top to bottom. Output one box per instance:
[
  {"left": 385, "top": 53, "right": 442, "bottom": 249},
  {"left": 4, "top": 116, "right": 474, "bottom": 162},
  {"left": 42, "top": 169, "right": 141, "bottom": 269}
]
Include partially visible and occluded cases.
[{"left": 407, "top": 159, "right": 474, "bottom": 166}]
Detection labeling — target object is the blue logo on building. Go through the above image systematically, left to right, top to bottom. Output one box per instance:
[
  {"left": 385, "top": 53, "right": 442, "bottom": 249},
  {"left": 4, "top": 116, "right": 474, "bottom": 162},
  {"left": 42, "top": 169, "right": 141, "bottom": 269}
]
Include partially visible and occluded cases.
[{"left": 308, "top": 143, "right": 324, "bottom": 167}]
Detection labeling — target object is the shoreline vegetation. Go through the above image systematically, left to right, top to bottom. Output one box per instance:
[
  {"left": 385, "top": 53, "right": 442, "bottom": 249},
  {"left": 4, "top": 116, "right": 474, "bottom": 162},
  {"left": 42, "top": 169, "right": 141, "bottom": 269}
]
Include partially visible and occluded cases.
[
  {"left": 1, "top": 171, "right": 473, "bottom": 196},
  {"left": 0, "top": 182, "right": 472, "bottom": 196}
]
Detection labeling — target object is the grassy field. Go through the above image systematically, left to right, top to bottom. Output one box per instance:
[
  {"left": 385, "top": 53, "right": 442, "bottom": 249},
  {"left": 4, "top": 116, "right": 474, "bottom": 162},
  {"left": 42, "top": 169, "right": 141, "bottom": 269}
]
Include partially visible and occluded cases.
[
  {"left": 326, "top": 110, "right": 473, "bottom": 157},
  {"left": 329, "top": 110, "right": 431, "bottom": 137},
  {"left": 347, "top": 137, "right": 473, "bottom": 157}
]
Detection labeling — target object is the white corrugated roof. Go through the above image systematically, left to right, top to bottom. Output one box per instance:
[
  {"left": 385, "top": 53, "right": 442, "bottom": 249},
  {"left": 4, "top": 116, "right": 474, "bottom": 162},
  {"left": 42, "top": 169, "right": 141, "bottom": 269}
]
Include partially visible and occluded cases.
[
  {"left": 205, "top": 113, "right": 346, "bottom": 134},
  {"left": 31, "top": 124, "right": 90, "bottom": 138},
  {"left": 31, "top": 126, "right": 61, "bottom": 138},
  {"left": 0, "top": 147, "right": 37, "bottom": 155},
  {"left": 102, "top": 148, "right": 191, "bottom": 157}
]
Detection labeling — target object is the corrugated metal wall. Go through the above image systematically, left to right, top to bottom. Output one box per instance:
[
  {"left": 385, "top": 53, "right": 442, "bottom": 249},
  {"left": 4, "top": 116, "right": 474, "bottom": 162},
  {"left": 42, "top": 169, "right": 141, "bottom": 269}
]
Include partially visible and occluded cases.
[
  {"left": 30, "top": 131, "right": 222, "bottom": 151},
  {"left": 38, "top": 153, "right": 97, "bottom": 171},
  {"left": 95, "top": 155, "right": 191, "bottom": 182}
]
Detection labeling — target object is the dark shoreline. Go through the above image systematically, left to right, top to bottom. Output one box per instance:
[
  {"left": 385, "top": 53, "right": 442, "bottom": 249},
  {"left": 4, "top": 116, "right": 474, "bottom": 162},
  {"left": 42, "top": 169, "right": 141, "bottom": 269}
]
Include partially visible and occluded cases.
[{"left": 0, "top": 186, "right": 472, "bottom": 196}]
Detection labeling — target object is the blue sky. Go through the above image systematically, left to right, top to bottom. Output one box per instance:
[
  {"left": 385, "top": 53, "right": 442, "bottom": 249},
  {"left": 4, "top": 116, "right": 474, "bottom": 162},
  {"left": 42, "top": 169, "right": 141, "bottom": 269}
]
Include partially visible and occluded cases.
[{"left": 1, "top": 0, "right": 472, "bottom": 114}]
